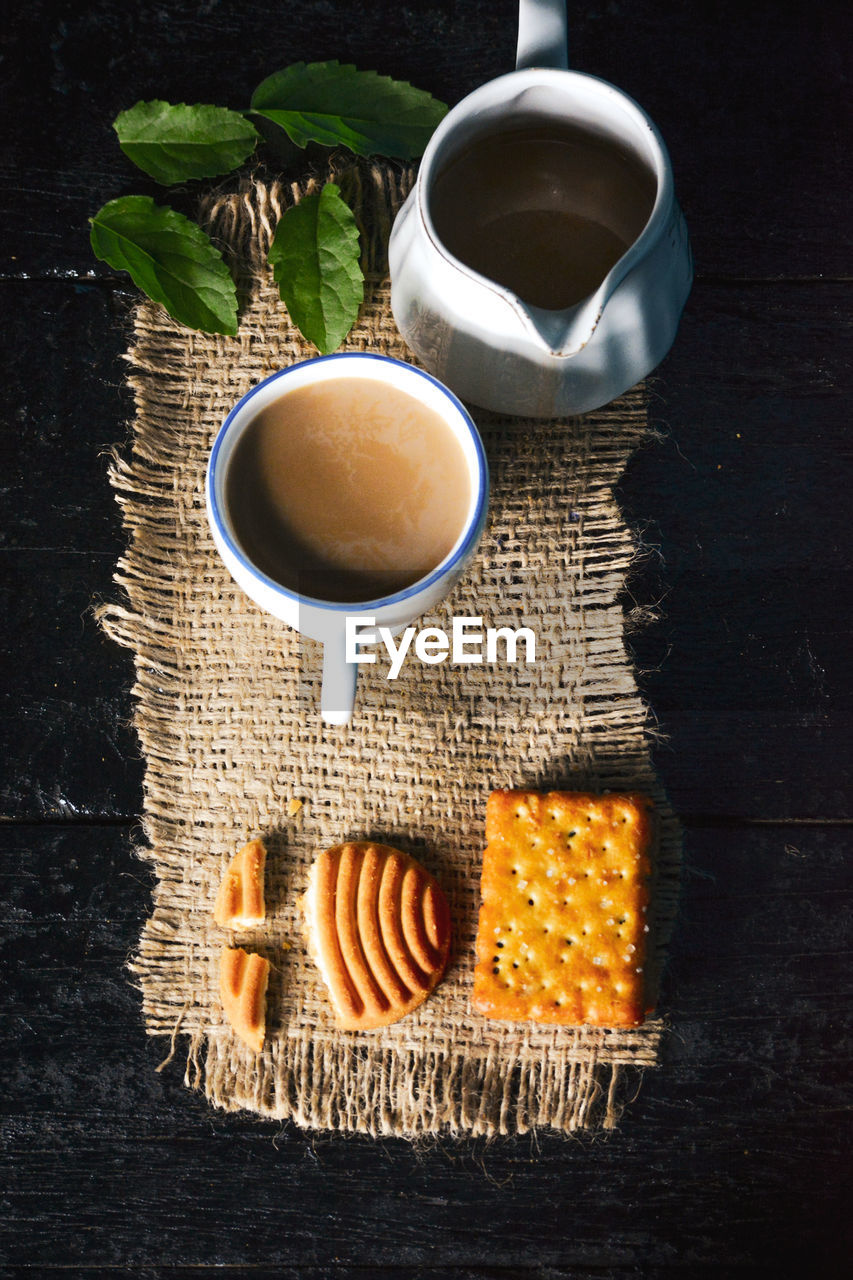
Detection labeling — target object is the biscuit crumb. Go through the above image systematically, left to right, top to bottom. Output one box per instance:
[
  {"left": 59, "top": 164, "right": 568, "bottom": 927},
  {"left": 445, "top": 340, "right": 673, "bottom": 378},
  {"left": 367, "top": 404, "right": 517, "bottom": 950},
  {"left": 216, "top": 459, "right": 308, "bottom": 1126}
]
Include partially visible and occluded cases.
[{"left": 287, "top": 797, "right": 303, "bottom": 817}]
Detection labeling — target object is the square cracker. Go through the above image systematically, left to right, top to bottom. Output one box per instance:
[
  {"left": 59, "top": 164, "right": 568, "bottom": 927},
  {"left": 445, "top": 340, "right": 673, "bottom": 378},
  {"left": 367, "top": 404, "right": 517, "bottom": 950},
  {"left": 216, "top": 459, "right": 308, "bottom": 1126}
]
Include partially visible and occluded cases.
[{"left": 472, "top": 791, "right": 654, "bottom": 1027}]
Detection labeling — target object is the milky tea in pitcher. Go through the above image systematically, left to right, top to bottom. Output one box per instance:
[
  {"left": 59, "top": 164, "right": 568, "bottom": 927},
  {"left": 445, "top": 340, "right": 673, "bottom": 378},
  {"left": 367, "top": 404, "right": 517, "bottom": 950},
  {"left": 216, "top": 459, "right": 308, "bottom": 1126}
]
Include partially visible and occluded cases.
[{"left": 428, "top": 122, "right": 657, "bottom": 311}]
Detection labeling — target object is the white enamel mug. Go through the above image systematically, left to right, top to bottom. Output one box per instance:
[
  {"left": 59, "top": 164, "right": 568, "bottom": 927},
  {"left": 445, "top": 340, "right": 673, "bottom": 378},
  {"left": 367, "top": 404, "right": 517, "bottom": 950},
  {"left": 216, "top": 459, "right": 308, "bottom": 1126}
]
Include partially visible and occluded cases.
[{"left": 206, "top": 353, "right": 489, "bottom": 726}]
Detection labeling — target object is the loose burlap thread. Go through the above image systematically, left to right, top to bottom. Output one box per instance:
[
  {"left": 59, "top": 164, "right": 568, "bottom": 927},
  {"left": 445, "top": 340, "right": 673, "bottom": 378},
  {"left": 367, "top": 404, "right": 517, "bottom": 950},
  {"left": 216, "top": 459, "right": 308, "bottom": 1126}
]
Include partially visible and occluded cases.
[{"left": 99, "top": 162, "right": 681, "bottom": 1137}]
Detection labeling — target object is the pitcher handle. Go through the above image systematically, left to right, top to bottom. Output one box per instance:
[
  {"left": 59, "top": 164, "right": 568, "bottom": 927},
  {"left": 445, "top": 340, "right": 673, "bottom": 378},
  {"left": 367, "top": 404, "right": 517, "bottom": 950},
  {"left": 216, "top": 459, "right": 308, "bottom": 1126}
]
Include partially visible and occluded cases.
[
  {"left": 516, "top": 0, "right": 568, "bottom": 70},
  {"left": 320, "top": 624, "right": 358, "bottom": 726}
]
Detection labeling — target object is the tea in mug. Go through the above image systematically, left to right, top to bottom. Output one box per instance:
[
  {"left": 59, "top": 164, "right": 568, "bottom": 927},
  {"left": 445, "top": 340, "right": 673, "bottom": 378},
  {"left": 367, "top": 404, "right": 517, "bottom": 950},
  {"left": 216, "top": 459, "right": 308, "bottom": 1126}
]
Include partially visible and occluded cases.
[
  {"left": 428, "top": 123, "right": 657, "bottom": 310},
  {"left": 225, "top": 378, "right": 471, "bottom": 603}
]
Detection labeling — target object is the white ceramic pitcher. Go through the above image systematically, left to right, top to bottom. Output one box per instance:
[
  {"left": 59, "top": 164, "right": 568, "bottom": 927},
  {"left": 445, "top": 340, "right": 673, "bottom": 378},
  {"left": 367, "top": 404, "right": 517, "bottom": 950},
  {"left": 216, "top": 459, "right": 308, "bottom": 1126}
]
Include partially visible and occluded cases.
[{"left": 388, "top": 0, "right": 693, "bottom": 418}]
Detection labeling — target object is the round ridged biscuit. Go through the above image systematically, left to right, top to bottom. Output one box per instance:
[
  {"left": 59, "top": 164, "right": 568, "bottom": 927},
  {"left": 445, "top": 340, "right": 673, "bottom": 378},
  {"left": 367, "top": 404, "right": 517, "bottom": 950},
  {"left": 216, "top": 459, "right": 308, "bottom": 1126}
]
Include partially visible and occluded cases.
[{"left": 302, "top": 842, "right": 451, "bottom": 1030}]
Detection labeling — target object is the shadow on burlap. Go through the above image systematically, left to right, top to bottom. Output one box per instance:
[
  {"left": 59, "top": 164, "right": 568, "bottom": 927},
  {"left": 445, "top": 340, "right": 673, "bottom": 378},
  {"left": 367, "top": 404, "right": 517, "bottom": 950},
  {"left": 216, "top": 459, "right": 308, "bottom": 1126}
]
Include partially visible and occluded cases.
[{"left": 98, "top": 161, "right": 681, "bottom": 1137}]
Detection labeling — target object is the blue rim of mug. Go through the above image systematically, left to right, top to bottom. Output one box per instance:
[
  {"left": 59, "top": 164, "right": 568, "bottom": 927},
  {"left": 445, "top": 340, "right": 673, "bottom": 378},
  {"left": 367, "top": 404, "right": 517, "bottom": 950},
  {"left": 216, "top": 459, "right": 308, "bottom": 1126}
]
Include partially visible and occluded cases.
[{"left": 206, "top": 352, "right": 490, "bottom": 612}]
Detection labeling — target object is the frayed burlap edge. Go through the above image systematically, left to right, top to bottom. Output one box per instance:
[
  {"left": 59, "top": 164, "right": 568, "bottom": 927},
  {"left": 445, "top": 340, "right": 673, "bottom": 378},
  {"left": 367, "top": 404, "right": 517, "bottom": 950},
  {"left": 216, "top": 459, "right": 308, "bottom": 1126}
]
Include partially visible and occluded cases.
[
  {"left": 99, "top": 162, "right": 681, "bottom": 1138},
  {"left": 179, "top": 1036, "right": 655, "bottom": 1137}
]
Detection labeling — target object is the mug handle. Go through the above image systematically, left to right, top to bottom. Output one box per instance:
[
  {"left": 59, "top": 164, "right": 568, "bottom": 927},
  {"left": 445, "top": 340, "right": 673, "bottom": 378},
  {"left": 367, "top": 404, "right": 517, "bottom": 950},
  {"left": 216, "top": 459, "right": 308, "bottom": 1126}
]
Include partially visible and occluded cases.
[
  {"left": 516, "top": 0, "right": 569, "bottom": 70},
  {"left": 320, "top": 624, "right": 359, "bottom": 726}
]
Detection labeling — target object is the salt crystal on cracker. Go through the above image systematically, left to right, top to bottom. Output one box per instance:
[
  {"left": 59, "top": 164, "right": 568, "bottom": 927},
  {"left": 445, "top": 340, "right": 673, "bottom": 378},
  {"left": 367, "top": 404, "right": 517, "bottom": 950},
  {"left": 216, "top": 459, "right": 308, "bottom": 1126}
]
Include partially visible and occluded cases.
[{"left": 472, "top": 791, "right": 654, "bottom": 1027}]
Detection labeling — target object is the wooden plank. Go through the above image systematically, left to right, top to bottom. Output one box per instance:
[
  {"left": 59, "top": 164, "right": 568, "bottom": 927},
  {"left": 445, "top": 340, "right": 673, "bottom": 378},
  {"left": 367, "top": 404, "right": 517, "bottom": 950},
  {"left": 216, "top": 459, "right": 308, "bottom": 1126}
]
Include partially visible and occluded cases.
[
  {"left": 0, "top": 0, "right": 508, "bottom": 279},
  {"left": 579, "top": 0, "right": 853, "bottom": 281},
  {"left": 1, "top": 1, "right": 849, "bottom": 280},
  {"left": 623, "top": 281, "right": 853, "bottom": 817},
  {"left": 0, "top": 282, "right": 141, "bottom": 818},
  {"left": 0, "top": 282, "right": 133, "bottom": 553},
  {"left": 1, "top": 823, "right": 850, "bottom": 1272},
  {"left": 2, "top": 1119, "right": 848, "bottom": 1274},
  {"left": 0, "top": 1271, "right": 771, "bottom": 1280},
  {"left": 0, "top": 1271, "right": 762, "bottom": 1280}
]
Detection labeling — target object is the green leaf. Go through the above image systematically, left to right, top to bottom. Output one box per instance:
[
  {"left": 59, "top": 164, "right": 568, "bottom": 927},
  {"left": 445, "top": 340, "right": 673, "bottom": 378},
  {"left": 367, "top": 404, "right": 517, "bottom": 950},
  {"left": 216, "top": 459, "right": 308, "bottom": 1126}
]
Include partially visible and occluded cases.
[
  {"left": 250, "top": 61, "right": 447, "bottom": 159},
  {"left": 114, "top": 100, "right": 260, "bottom": 184},
  {"left": 267, "top": 183, "right": 363, "bottom": 354},
  {"left": 89, "top": 196, "right": 238, "bottom": 335}
]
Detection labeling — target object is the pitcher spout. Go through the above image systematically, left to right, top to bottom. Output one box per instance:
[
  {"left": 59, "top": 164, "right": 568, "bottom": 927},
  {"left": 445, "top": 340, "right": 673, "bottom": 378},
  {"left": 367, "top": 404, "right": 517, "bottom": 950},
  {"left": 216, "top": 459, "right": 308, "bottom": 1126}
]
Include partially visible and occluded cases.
[{"left": 519, "top": 290, "right": 606, "bottom": 358}]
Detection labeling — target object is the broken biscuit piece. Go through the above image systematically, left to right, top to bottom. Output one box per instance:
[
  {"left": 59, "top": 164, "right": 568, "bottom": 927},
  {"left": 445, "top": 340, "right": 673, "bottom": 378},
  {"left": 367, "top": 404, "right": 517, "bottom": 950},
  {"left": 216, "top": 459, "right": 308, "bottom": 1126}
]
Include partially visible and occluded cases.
[
  {"left": 472, "top": 791, "right": 654, "bottom": 1027},
  {"left": 213, "top": 838, "right": 266, "bottom": 928},
  {"left": 302, "top": 842, "right": 451, "bottom": 1031},
  {"left": 219, "top": 946, "right": 270, "bottom": 1052}
]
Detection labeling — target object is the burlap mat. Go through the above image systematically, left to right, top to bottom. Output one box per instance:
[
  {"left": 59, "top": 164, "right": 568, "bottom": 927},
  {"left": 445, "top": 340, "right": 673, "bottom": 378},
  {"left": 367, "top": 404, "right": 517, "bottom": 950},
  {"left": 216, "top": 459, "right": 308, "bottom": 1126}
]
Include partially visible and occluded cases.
[{"left": 98, "top": 161, "right": 681, "bottom": 1137}]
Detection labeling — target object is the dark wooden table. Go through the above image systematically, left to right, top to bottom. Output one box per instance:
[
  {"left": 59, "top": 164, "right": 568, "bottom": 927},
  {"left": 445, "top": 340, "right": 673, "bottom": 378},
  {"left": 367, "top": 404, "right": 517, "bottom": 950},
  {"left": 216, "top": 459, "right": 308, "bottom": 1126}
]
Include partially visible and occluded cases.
[{"left": 2, "top": 2, "right": 851, "bottom": 1275}]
